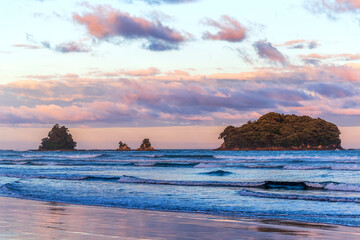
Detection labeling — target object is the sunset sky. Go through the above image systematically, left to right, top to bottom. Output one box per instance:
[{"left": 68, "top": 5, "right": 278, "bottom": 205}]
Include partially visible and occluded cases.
[{"left": 1, "top": 0, "right": 360, "bottom": 149}]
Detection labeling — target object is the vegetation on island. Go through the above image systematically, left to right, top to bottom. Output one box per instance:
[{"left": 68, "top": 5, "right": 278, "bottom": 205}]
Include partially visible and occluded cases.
[
  {"left": 218, "top": 112, "right": 342, "bottom": 150},
  {"left": 39, "top": 124, "right": 77, "bottom": 150},
  {"left": 137, "top": 138, "right": 156, "bottom": 151},
  {"left": 117, "top": 141, "right": 131, "bottom": 151}
]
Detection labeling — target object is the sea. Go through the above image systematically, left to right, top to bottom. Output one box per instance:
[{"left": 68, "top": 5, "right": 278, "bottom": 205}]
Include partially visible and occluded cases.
[{"left": 0, "top": 149, "right": 360, "bottom": 227}]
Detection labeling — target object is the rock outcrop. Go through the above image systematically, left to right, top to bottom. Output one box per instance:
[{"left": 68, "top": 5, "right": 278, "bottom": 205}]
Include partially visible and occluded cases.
[
  {"left": 217, "top": 112, "right": 343, "bottom": 151},
  {"left": 38, "top": 124, "right": 77, "bottom": 150},
  {"left": 136, "top": 138, "right": 156, "bottom": 151},
  {"left": 117, "top": 141, "right": 131, "bottom": 151}
]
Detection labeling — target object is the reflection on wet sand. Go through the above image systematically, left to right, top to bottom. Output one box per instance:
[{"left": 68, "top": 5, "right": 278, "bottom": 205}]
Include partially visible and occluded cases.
[{"left": 0, "top": 196, "right": 359, "bottom": 240}]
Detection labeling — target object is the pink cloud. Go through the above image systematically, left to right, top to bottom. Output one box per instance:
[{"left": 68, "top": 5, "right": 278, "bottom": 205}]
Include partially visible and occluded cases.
[
  {"left": 308, "top": 0, "right": 360, "bottom": 15},
  {"left": 337, "top": 0, "right": 360, "bottom": 9},
  {"left": 73, "top": 5, "right": 188, "bottom": 51},
  {"left": 203, "top": 15, "right": 246, "bottom": 42},
  {"left": 276, "top": 39, "right": 319, "bottom": 49},
  {"left": 12, "top": 44, "right": 41, "bottom": 50},
  {"left": 2, "top": 63, "right": 360, "bottom": 127},
  {"left": 121, "top": 67, "right": 160, "bottom": 77}
]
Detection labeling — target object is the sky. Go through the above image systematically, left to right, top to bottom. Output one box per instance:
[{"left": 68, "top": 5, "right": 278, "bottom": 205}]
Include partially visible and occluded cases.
[{"left": 1, "top": 0, "right": 360, "bottom": 149}]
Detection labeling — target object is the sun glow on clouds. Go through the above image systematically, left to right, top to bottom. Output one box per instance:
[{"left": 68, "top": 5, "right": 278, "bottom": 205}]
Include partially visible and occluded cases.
[{"left": 1, "top": 64, "right": 360, "bottom": 129}]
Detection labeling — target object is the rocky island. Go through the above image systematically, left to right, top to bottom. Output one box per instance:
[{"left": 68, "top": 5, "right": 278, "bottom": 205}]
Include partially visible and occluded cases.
[
  {"left": 217, "top": 112, "right": 342, "bottom": 150},
  {"left": 38, "top": 124, "right": 77, "bottom": 151},
  {"left": 136, "top": 138, "right": 156, "bottom": 151},
  {"left": 117, "top": 141, "right": 131, "bottom": 151}
]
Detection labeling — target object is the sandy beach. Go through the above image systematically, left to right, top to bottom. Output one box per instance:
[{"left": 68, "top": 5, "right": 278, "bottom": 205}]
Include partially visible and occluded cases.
[{"left": 0, "top": 197, "right": 358, "bottom": 240}]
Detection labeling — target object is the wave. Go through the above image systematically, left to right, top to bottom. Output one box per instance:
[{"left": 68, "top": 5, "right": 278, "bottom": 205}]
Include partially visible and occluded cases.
[
  {"left": 21, "top": 154, "right": 103, "bottom": 159},
  {"left": 134, "top": 154, "right": 215, "bottom": 159},
  {"left": 215, "top": 154, "right": 360, "bottom": 160},
  {"left": 133, "top": 162, "right": 198, "bottom": 167},
  {"left": 194, "top": 163, "right": 224, "bottom": 168},
  {"left": 194, "top": 163, "right": 360, "bottom": 171},
  {"left": 283, "top": 165, "right": 360, "bottom": 171},
  {"left": 283, "top": 166, "right": 326, "bottom": 170},
  {"left": 200, "top": 170, "right": 233, "bottom": 176},
  {"left": 2, "top": 172, "right": 358, "bottom": 193},
  {"left": 0, "top": 173, "right": 120, "bottom": 182},
  {"left": 117, "top": 176, "right": 360, "bottom": 192},
  {"left": 117, "top": 176, "right": 263, "bottom": 187},
  {"left": 306, "top": 182, "right": 360, "bottom": 192},
  {"left": 237, "top": 189, "right": 360, "bottom": 203}
]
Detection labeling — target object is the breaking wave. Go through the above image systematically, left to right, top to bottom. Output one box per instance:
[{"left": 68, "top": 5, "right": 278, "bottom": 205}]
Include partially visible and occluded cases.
[
  {"left": 21, "top": 154, "right": 103, "bottom": 159},
  {"left": 117, "top": 176, "right": 360, "bottom": 192},
  {"left": 238, "top": 189, "right": 360, "bottom": 203}
]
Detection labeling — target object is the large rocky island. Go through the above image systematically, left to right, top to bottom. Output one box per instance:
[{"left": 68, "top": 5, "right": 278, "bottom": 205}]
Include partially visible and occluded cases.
[{"left": 217, "top": 112, "right": 342, "bottom": 150}]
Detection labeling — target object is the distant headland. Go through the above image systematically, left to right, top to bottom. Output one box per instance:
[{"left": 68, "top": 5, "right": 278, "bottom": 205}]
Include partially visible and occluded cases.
[{"left": 217, "top": 112, "right": 343, "bottom": 151}]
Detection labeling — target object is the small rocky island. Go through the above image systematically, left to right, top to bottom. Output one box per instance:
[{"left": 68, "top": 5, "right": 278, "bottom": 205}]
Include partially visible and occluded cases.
[
  {"left": 217, "top": 112, "right": 342, "bottom": 150},
  {"left": 38, "top": 124, "right": 77, "bottom": 150},
  {"left": 136, "top": 138, "right": 156, "bottom": 151},
  {"left": 117, "top": 141, "right": 131, "bottom": 151}
]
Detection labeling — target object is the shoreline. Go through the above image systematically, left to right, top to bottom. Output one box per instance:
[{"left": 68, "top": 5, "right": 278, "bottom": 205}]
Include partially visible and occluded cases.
[{"left": 0, "top": 196, "right": 360, "bottom": 239}]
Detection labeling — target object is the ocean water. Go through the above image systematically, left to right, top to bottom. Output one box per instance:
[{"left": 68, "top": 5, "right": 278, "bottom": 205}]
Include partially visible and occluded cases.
[{"left": 0, "top": 149, "right": 360, "bottom": 226}]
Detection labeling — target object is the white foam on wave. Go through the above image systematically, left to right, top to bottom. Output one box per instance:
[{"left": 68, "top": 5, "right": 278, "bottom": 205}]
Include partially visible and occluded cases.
[
  {"left": 21, "top": 154, "right": 102, "bottom": 159},
  {"left": 215, "top": 154, "right": 360, "bottom": 161},
  {"left": 134, "top": 162, "right": 156, "bottom": 166},
  {"left": 194, "top": 163, "right": 224, "bottom": 168},
  {"left": 282, "top": 165, "right": 360, "bottom": 171},
  {"left": 283, "top": 165, "right": 326, "bottom": 170},
  {"left": 331, "top": 165, "right": 360, "bottom": 171},
  {"left": 0, "top": 173, "right": 86, "bottom": 180},
  {"left": 118, "top": 175, "right": 265, "bottom": 187},
  {"left": 306, "top": 182, "right": 360, "bottom": 192},
  {"left": 324, "top": 183, "right": 360, "bottom": 192},
  {"left": 237, "top": 189, "right": 360, "bottom": 203}
]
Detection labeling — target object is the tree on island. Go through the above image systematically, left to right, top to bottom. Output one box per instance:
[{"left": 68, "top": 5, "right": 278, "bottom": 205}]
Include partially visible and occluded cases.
[
  {"left": 218, "top": 112, "right": 342, "bottom": 150},
  {"left": 39, "top": 124, "right": 77, "bottom": 150},
  {"left": 137, "top": 138, "right": 155, "bottom": 151},
  {"left": 117, "top": 141, "right": 131, "bottom": 151}
]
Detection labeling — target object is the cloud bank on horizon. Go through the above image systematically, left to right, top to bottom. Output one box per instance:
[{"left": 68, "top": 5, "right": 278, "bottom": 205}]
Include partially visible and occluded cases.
[{"left": 1, "top": 0, "right": 360, "bottom": 129}]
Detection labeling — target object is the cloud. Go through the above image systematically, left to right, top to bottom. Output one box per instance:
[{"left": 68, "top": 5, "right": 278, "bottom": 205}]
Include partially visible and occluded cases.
[
  {"left": 131, "top": 0, "right": 198, "bottom": 4},
  {"left": 306, "top": 0, "right": 360, "bottom": 18},
  {"left": 73, "top": 5, "right": 188, "bottom": 51},
  {"left": 203, "top": 16, "right": 246, "bottom": 42},
  {"left": 22, "top": 34, "right": 91, "bottom": 54},
  {"left": 253, "top": 40, "right": 286, "bottom": 65},
  {"left": 277, "top": 40, "right": 319, "bottom": 49},
  {"left": 55, "top": 41, "right": 91, "bottom": 53},
  {"left": 12, "top": 44, "right": 41, "bottom": 50},
  {"left": 236, "top": 49, "right": 254, "bottom": 64},
  {"left": 300, "top": 53, "right": 360, "bottom": 65},
  {"left": 2, "top": 63, "right": 360, "bottom": 127},
  {"left": 306, "top": 82, "right": 355, "bottom": 98}
]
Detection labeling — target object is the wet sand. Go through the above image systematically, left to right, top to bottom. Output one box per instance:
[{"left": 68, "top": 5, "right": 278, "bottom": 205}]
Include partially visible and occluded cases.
[{"left": 0, "top": 197, "right": 359, "bottom": 240}]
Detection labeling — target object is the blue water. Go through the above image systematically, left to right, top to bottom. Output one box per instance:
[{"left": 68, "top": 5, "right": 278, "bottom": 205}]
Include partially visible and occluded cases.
[{"left": 0, "top": 149, "right": 360, "bottom": 226}]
